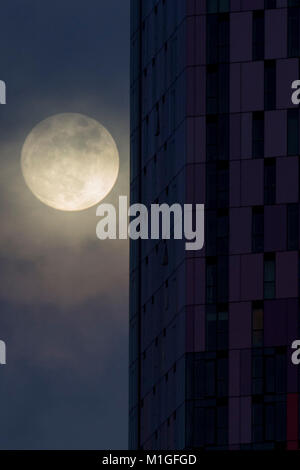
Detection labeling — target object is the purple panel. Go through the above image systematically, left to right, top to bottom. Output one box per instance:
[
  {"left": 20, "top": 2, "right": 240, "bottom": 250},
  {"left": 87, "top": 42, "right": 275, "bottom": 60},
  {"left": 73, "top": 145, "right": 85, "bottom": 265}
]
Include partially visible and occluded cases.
[
  {"left": 186, "top": 0, "right": 196, "bottom": 15},
  {"left": 193, "top": 0, "right": 206, "bottom": 14},
  {"left": 231, "top": 0, "right": 241, "bottom": 11},
  {"left": 241, "top": 0, "right": 264, "bottom": 9},
  {"left": 265, "top": 9, "right": 287, "bottom": 60},
  {"left": 230, "top": 12, "right": 252, "bottom": 63},
  {"left": 195, "top": 16, "right": 206, "bottom": 65},
  {"left": 186, "top": 17, "right": 196, "bottom": 67},
  {"left": 277, "top": 59, "right": 299, "bottom": 109},
  {"left": 241, "top": 62, "right": 264, "bottom": 112},
  {"left": 230, "top": 64, "right": 241, "bottom": 113},
  {"left": 194, "top": 66, "right": 206, "bottom": 116},
  {"left": 186, "top": 68, "right": 195, "bottom": 116},
  {"left": 265, "top": 111, "right": 287, "bottom": 158},
  {"left": 241, "top": 113, "right": 252, "bottom": 159},
  {"left": 230, "top": 114, "right": 241, "bottom": 160},
  {"left": 194, "top": 117, "right": 206, "bottom": 163},
  {"left": 280, "top": 156, "right": 298, "bottom": 203},
  {"left": 277, "top": 157, "right": 298, "bottom": 204},
  {"left": 241, "top": 160, "right": 264, "bottom": 206},
  {"left": 230, "top": 161, "right": 241, "bottom": 206},
  {"left": 186, "top": 163, "right": 206, "bottom": 202},
  {"left": 264, "top": 205, "right": 286, "bottom": 252},
  {"left": 230, "top": 207, "right": 251, "bottom": 255},
  {"left": 277, "top": 251, "right": 298, "bottom": 299},
  {"left": 241, "top": 254, "right": 263, "bottom": 301},
  {"left": 229, "top": 255, "right": 241, "bottom": 302},
  {"left": 186, "top": 257, "right": 205, "bottom": 305},
  {"left": 264, "top": 299, "right": 287, "bottom": 347},
  {"left": 287, "top": 299, "right": 298, "bottom": 344},
  {"left": 229, "top": 302, "right": 252, "bottom": 349},
  {"left": 194, "top": 305, "right": 205, "bottom": 352},
  {"left": 185, "top": 306, "right": 205, "bottom": 352},
  {"left": 240, "top": 349, "right": 252, "bottom": 395},
  {"left": 229, "top": 350, "right": 240, "bottom": 396},
  {"left": 240, "top": 397, "right": 252, "bottom": 443},
  {"left": 229, "top": 398, "right": 240, "bottom": 445}
]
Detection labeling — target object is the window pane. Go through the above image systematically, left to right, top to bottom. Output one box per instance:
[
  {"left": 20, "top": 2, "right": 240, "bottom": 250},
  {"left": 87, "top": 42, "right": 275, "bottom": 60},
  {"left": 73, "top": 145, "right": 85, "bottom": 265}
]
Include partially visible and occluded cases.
[
  {"left": 207, "top": 0, "right": 218, "bottom": 13},
  {"left": 265, "top": 0, "right": 276, "bottom": 7},
  {"left": 253, "top": 11, "right": 265, "bottom": 61},
  {"left": 264, "top": 61, "right": 276, "bottom": 110},
  {"left": 288, "top": 108, "right": 299, "bottom": 155},
  {"left": 252, "top": 112, "right": 264, "bottom": 159},
  {"left": 264, "top": 159, "right": 276, "bottom": 205},
  {"left": 287, "top": 203, "right": 299, "bottom": 250},
  {"left": 252, "top": 207, "right": 264, "bottom": 252},
  {"left": 264, "top": 259, "right": 275, "bottom": 281},
  {"left": 253, "top": 308, "right": 264, "bottom": 330},
  {"left": 253, "top": 330, "right": 263, "bottom": 348},
  {"left": 206, "top": 361, "right": 216, "bottom": 396}
]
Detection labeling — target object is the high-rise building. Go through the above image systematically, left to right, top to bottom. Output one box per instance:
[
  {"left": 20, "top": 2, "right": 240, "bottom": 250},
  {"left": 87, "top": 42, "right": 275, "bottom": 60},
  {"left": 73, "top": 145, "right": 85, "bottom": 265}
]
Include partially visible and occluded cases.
[{"left": 129, "top": 0, "right": 300, "bottom": 450}]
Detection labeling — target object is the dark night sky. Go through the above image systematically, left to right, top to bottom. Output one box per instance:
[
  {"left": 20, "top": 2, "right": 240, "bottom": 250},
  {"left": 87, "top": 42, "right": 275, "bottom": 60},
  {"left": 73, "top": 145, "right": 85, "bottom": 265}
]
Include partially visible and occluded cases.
[{"left": 0, "top": 0, "right": 129, "bottom": 449}]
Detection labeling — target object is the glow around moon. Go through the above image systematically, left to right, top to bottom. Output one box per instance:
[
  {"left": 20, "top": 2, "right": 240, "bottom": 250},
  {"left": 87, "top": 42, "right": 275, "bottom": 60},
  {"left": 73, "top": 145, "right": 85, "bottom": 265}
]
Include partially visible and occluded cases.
[{"left": 21, "top": 113, "right": 119, "bottom": 211}]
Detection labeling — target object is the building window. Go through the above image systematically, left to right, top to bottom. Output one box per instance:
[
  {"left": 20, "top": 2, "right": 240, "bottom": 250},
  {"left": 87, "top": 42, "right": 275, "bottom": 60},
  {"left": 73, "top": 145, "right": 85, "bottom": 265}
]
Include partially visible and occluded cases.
[
  {"left": 207, "top": 0, "right": 230, "bottom": 13},
  {"left": 265, "top": 0, "right": 276, "bottom": 8},
  {"left": 289, "top": 0, "right": 300, "bottom": 7},
  {"left": 288, "top": 7, "right": 300, "bottom": 57},
  {"left": 253, "top": 11, "right": 265, "bottom": 61},
  {"left": 207, "top": 13, "right": 230, "bottom": 65},
  {"left": 218, "top": 14, "right": 229, "bottom": 63},
  {"left": 207, "top": 15, "right": 218, "bottom": 64},
  {"left": 264, "top": 60, "right": 276, "bottom": 110},
  {"left": 219, "top": 64, "right": 229, "bottom": 113},
  {"left": 206, "top": 65, "right": 229, "bottom": 114},
  {"left": 207, "top": 66, "right": 218, "bottom": 114},
  {"left": 287, "top": 108, "right": 299, "bottom": 155},
  {"left": 252, "top": 111, "right": 264, "bottom": 158},
  {"left": 218, "top": 114, "right": 229, "bottom": 158},
  {"left": 207, "top": 115, "right": 218, "bottom": 159},
  {"left": 206, "top": 117, "right": 229, "bottom": 162},
  {"left": 264, "top": 158, "right": 276, "bottom": 205},
  {"left": 206, "top": 162, "right": 229, "bottom": 211},
  {"left": 217, "top": 162, "right": 229, "bottom": 207},
  {"left": 206, "top": 164, "right": 216, "bottom": 209},
  {"left": 287, "top": 203, "right": 299, "bottom": 250},
  {"left": 252, "top": 206, "right": 264, "bottom": 253},
  {"left": 217, "top": 209, "right": 229, "bottom": 255},
  {"left": 206, "top": 210, "right": 217, "bottom": 256},
  {"left": 264, "top": 253, "right": 276, "bottom": 299},
  {"left": 217, "top": 256, "right": 228, "bottom": 303},
  {"left": 206, "top": 258, "right": 217, "bottom": 304},
  {"left": 252, "top": 301, "right": 264, "bottom": 348},
  {"left": 206, "top": 304, "right": 228, "bottom": 351},
  {"left": 217, "top": 307, "right": 228, "bottom": 350},
  {"left": 252, "top": 353, "right": 263, "bottom": 395},
  {"left": 217, "top": 356, "right": 228, "bottom": 397},
  {"left": 205, "top": 360, "right": 216, "bottom": 396},
  {"left": 252, "top": 401, "right": 264, "bottom": 442},
  {"left": 217, "top": 406, "right": 228, "bottom": 446},
  {"left": 205, "top": 408, "right": 215, "bottom": 445}
]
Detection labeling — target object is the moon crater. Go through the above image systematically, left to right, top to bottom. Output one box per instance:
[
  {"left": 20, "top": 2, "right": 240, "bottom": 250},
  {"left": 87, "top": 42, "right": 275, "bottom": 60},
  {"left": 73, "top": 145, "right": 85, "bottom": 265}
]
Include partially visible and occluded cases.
[{"left": 21, "top": 113, "right": 119, "bottom": 211}]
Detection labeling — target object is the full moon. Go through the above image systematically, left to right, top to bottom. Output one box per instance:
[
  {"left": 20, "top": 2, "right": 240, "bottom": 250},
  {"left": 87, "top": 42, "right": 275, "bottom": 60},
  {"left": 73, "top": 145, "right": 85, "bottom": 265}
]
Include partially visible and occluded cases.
[{"left": 21, "top": 113, "right": 119, "bottom": 211}]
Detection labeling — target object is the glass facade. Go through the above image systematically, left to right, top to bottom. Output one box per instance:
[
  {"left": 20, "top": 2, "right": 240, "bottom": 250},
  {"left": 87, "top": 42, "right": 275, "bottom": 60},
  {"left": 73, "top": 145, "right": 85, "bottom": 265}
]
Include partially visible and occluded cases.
[{"left": 130, "top": 0, "right": 300, "bottom": 450}]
